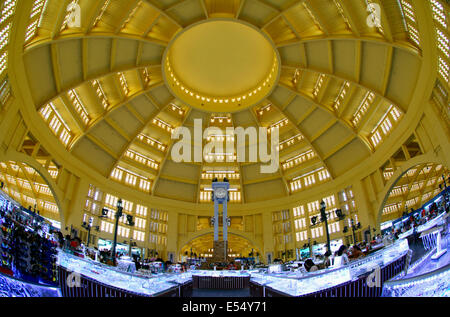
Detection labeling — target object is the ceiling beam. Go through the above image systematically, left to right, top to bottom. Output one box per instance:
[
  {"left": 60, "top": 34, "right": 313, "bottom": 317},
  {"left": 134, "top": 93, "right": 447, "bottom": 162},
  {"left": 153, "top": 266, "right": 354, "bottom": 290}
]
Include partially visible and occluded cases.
[
  {"left": 85, "top": 0, "right": 109, "bottom": 34},
  {"left": 114, "top": 0, "right": 141, "bottom": 34},
  {"left": 143, "top": 0, "right": 183, "bottom": 29},
  {"left": 200, "top": 0, "right": 209, "bottom": 19},
  {"left": 235, "top": 0, "right": 246, "bottom": 19},
  {"left": 337, "top": 0, "right": 360, "bottom": 37},
  {"left": 303, "top": 1, "right": 329, "bottom": 36},
  {"left": 276, "top": 36, "right": 421, "bottom": 56},
  {"left": 50, "top": 43, "right": 62, "bottom": 93},
  {"left": 381, "top": 46, "right": 394, "bottom": 96},
  {"left": 38, "top": 65, "right": 161, "bottom": 110},
  {"left": 282, "top": 65, "right": 407, "bottom": 113},
  {"left": 70, "top": 80, "right": 165, "bottom": 148},
  {"left": 268, "top": 97, "right": 333, "bottom": 180},
  {"left": 106, "top": 99, "right": 173, "bottom": 177},
  {"left": 248, "top": 104, "right": 289, "bottom": 196},
  {"left": 151, "top": 107, "right": 192, "bottom": 195}
]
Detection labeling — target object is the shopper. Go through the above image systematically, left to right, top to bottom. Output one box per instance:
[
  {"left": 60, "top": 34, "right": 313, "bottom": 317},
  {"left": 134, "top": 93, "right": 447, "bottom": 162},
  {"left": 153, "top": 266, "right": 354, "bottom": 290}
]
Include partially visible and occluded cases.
[
  {"left": 334, "top": 245, "right": 349, "bottom": 267},
  {"left": 349, "top": 245, "right": 365, "bottom": 259},
  {"left": 323, "top": 250, "right": 333, "bottom": 268},
  {"left": 304, "top": 259, "right": 318, "bottom": 272}
]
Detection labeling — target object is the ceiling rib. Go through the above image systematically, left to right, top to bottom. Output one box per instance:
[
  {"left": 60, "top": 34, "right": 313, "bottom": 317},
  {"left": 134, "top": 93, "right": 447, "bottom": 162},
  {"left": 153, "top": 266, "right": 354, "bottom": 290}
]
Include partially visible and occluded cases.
[
  {"left": 37, "top": 64, "right": 161, "bottom": 110},
  {"left": 281, "top": 65, "right": 407, "bottom": 113},
  {"left": 70, "top": 80, "right": 165, "bottom": 148},
  {"left": 267, "top": 97, "right": 334, "bottom": 180},
  {"left": 106, "top": 99, "right": 173, "bottom": 177},
  {"left": 248, "top": 105, "right": 289, "bottom": 196},
  {"left": 151, "top": 107, "right": 193, "bottom": 195}
]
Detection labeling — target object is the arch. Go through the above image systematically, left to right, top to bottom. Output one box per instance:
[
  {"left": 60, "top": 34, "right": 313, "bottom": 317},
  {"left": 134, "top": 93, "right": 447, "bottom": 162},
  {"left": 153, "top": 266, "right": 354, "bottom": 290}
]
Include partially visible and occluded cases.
[
  {"left": 0, "top": 149, "right": 66, "bottom": 227},
  {"left": 375, "top": 153, "right": 447, "bottom": 229},
  {"left": 177, "top": 227, "right": 263, "bottom": 257}
]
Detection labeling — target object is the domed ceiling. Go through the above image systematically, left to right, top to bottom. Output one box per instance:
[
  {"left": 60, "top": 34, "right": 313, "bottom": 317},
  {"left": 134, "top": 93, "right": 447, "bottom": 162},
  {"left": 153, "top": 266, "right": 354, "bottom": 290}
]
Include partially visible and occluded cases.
[{"left": 18, "top": 0, "right": 424, "bottom": 204}]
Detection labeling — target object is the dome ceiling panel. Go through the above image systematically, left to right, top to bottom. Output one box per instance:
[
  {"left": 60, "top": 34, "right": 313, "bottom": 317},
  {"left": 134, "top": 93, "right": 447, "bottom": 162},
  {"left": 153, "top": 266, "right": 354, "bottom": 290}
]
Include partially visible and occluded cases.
[
  {"left": 16, "top": 0, "right": 426, "bottom": 204},
  {"left": 164, "top": 0, "right": 207, "bottom": 27},
  {"left": 204, "top": 0, "right": 241, "bottom": 17},
  {"left": 238, "top": 0, "right": 279, "bottom": 28},
  {"left": 263, "top": 0, "right": 296, "bottom": 11},
  {"left": 344, "top": 0, "right": 384, "bottom": 37},
  {"left": 283, "top": 4, "right": 323, "bottom": 37},
  {"left": 145, "top": 14, "right": 181, "bottom": 42},
  {"left": 263, "top": 16, "right": 298, "bottom": 45},
  {"left": 86, "top": 38, "right": 113, "bottom": 77},
  {"left": 114, "top": 38, "right": 140, "bottom": 68},
  {"left": 56, "top": 39, "right": 83, "bottom": 89},
  {"left": 332, "top": 40, "right": 357, "bottom": 79},
  {"left": 304, "top": 41, "right": 332, "bottom": 72},
  {"left": 360, "top": 42, "right": 389, "bottom": 93},
  {"left": 139, "top": 43, "right": 165, "bottom": 64},
  {"left": 278, "top": 43, "right": 303, "bottom": 65},
  {"left": 23, "top": 45, "right": 56, "bottom": 107},
  {"left": 385, "top": 49, "right": 422, "bottom": 110},
  {"left": 147, "top": 85, "right": 174, "bottom": 106},
  {"left": 268, "top": 85, "right": 295, "bottom": 107},
  {"left": 123, "top": 95, "right": 154, "bottom": 121},
  {"left": 282, "top": 96, "right": 315, "bottom": 124},
  {"left": 107, "top": 107, "right": 143, "bottom": 137},
  {"left": 183, "top": 108, "right": 211, "bottom": 126},
  {"left": 298, "top": 108, "right": 335, "bottom": 139},
  {"left": 232, "top": 109, "right": 258, "bottom": 127},
  {"left": 88, "top": 121, "right": 129, "bottom": 154},
  {"left": 312, "top": 122, "right": 358, "bottom": 158},
  {"left": 71, "top": 137, "right": 117, "bottom": 176},
  {"left": 324, "top": 138, "right": 371, "bottom": 176},
  {"left": 281, "top": 159, "right": 323, "bottom": 181},
  {"left": 160, "top": 160, "right": 201, "bottom": 182},
  {"left": 240, "top": 162, "right": 281, "bottom": 184},
  {"left": 153, "top": 177, "right": 197, "bottom": 202},
  {"left": 244, "top": 178, "right": 287, "bottom": 202}
]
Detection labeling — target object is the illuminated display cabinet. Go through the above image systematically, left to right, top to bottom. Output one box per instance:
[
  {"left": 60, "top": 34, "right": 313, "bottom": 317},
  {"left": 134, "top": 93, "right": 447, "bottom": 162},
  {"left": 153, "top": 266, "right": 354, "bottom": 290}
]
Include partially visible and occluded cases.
[{"left": 0, "top": 0, "right": 449, "bottom": 300}]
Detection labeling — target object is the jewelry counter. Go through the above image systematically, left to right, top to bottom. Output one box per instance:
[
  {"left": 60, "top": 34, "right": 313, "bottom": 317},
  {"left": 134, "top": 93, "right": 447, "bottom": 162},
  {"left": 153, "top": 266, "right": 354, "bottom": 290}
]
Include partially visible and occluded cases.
[
  {"left": 249, "top": 239, "right": 410, "bottom": 297},
  {"left": 57, "top": 251, "right": 183, "bottom": 297},
  {"left": 382, "top": 262, "right": 450, "bottom": 297},
  {"left": 191, "top": 270, "right": 251, "bottom": 289},
  {"left": 0, "top": 271, "right": 60, "bottom": 297}
]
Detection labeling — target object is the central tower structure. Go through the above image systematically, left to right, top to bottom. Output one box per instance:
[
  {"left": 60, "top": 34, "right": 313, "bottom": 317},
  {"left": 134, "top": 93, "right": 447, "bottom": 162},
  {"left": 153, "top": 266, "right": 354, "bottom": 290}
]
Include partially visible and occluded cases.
[{"left": 211, "top": 180, "right": 230, "bottom": 262}]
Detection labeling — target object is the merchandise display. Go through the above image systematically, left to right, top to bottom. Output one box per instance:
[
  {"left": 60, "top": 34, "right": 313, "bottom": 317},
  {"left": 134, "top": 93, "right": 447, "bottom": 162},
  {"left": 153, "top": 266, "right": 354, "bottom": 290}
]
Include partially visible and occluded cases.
[
  {"left": 0, "top": 197, "right": 58, "bottom": 286},
  {"left": 248, "top": 239, "right": 409, "bottom": 297},
  {"left": 58, "top": 251, "right": 180, "bottom": 296},
  {"left": 382, "top": 263, "right": 450, "bottom": 297},
  {"left": 0, "top": 272, "right": 60, "bottom": 297}
]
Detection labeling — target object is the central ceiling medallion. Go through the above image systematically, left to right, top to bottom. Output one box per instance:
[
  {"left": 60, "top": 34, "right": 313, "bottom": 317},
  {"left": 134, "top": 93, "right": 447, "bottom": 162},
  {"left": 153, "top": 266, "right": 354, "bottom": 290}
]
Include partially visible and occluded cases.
[{"left": 163, "top": 19, "right": 280, "bottom": 112}]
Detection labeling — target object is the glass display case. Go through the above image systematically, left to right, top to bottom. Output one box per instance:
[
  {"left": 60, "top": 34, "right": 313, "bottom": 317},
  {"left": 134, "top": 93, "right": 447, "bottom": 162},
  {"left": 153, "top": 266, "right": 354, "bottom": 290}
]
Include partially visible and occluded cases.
[
  {"left": 252, "top": 239, "right": 410, "bottom": 296},
  {"left": 58, "top": 251, "right": 177, "bottom": 296},
  {"left": 382, "top": 263, "right": 450, "bottom": 297},
  {"left": 262, "top": 266, "right": 352, "bottom": 297},
  {"left": 191, "top": 270, "right": 250, "bottom": 278},
  {"left": 0, "top": 272, "right": 60, "bottom": 297}
]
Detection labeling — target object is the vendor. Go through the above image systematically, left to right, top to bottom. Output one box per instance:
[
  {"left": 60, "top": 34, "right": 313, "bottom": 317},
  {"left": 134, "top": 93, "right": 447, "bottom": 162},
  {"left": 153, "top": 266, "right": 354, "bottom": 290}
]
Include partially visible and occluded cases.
[
  {"left": 333, "top": 245, "right": 349, "bottom": 267},
  {"left": 349, "top": 245, "right": 365, "bottom": 259},
  {"left": 304, "top": 259, "right": 319, "bottom": 272}
]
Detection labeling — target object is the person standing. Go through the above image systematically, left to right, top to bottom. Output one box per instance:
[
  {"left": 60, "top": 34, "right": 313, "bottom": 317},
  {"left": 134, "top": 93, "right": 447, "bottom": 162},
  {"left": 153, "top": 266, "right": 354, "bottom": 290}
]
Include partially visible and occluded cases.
[{"left": 334, "top": 245, "right": 349, "bottom": 267}]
